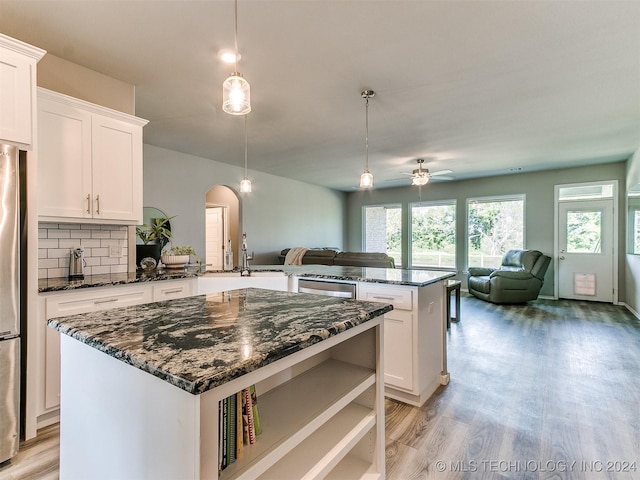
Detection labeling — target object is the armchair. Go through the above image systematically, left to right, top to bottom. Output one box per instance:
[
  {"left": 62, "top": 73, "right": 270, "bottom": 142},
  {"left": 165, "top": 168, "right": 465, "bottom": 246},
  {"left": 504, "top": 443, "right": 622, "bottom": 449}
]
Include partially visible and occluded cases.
[{"left": 468, "top": 249, "right": 551, "bottom": 304}]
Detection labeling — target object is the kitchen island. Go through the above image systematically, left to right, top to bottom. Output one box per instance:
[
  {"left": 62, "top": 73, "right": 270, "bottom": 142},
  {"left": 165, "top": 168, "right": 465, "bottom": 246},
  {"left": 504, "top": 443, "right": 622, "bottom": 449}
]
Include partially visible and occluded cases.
[{"left": 48, "top": 288, "right": 391, "bottom": 480}]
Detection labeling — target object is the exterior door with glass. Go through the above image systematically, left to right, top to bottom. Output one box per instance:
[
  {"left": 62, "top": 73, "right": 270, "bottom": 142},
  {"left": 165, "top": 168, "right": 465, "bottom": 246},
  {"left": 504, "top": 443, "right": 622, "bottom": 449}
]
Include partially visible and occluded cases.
[{"left": 558, "top": 199, "right": 614, "bottom": 302}]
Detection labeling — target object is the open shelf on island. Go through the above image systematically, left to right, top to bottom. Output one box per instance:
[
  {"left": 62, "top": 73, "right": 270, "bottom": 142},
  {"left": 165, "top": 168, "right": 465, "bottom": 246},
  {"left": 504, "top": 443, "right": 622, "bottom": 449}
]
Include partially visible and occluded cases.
[{"left": 221, "top": 358, "right": 375, "bottom": 479}]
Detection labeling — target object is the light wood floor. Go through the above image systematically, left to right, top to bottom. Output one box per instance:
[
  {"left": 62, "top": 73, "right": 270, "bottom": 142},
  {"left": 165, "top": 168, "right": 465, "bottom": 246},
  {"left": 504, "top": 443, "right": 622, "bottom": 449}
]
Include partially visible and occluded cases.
[{"left": 1, "top": 295, "right": 638, "bottom": 480}]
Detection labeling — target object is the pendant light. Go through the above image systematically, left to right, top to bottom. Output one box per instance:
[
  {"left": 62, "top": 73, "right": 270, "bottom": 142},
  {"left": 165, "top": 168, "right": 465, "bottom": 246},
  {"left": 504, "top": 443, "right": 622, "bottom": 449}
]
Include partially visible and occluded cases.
[
  {"left": 222, "top": 0, "right": 251, "bottom": 115},
  {"left": 359, "top": 90, "right": 375, "bottom": 188},
  {"left": 239, "top": 115, "right": 252, "bottom": 193}
]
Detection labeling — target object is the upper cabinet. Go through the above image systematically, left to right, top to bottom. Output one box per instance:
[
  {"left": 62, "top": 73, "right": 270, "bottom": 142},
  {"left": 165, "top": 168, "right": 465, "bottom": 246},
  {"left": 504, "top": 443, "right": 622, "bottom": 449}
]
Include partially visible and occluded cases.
[
  {"left": 0, "top": 34, "right": 45, "bottom": 148},
  {"left": 38, "top": 88, "right": 148, "bottom": 224}
]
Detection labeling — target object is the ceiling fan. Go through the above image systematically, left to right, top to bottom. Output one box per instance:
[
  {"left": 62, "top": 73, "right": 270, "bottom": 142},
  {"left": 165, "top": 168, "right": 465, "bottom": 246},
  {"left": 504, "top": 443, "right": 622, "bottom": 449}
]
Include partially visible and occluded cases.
[{"left": 393, "top": 159, "right": 454, "bottom": 186}]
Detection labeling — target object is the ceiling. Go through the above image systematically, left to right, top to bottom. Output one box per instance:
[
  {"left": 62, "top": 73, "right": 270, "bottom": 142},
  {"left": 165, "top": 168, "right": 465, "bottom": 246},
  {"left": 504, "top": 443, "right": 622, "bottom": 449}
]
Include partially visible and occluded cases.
[{"left": 1, "top": 1, "right": 639, "bottom": 192}]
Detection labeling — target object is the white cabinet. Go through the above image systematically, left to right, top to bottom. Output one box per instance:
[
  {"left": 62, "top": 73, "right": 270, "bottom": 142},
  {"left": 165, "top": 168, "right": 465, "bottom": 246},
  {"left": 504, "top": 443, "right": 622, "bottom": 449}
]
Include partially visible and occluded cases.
[
  {"left": 0, "top": 34, "right": 45, "bottom": 147},
  {"left": 37, "top": 88, "right": 148, "bottom": 224},
  {"left": 152, "top": 278, "right": 195, "bottom": 301},
  {"left": 37, "top": 279, "right": 195, "bottom": 426},
  {"left": 358, "top": 280, "right": 447, "bottom": 407},
  {"left": 358, "top": 283, "right": 416, "bottom": 391}
]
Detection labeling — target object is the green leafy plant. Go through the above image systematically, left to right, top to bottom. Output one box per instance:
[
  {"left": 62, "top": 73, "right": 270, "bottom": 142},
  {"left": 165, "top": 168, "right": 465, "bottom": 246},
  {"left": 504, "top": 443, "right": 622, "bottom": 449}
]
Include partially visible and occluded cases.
[
  {"left": 136, "top": 216, "right": 174, "bottom": 245},
  {"left": 162, "top": 245, "right": 196, "bottom": 256}
]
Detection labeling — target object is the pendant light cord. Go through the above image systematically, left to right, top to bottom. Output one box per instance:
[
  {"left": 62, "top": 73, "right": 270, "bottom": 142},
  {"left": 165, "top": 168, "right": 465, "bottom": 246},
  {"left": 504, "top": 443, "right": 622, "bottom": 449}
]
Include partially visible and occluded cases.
[
  {"left": 234, "top": 0, "right": 239, "bottom": 72},
  {"left": 365, "top": 97, "right": 369, "bottom": 171},
  {"left": 244, "top": 114, "right": 248, "bottom": 176}
]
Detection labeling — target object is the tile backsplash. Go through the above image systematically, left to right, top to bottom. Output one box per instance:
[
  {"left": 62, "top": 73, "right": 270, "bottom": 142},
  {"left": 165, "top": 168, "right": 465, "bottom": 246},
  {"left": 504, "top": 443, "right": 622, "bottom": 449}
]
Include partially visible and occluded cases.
[{"left": 38, "top": 223, "right": 129, "bottom": 279}]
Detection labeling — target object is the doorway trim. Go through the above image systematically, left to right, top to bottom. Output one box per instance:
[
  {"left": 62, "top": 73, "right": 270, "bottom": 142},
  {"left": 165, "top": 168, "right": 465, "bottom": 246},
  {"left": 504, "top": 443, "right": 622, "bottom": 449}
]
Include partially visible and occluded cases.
[{"left": 553, "top": 180, "right": 618, "bottom": 303}]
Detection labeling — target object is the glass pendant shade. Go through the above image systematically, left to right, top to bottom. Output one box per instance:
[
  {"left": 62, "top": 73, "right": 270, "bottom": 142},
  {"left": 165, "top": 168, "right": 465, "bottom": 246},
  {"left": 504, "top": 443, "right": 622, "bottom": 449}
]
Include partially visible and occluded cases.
[
  {"left": 223, "top": 73, "right": 251, "bottom": 115},
  {"left": 360, "top": 170, "right": 374, "bottom": 189},
  {"left": 240, "top": 177, "right": 252, "bottom": 193}
]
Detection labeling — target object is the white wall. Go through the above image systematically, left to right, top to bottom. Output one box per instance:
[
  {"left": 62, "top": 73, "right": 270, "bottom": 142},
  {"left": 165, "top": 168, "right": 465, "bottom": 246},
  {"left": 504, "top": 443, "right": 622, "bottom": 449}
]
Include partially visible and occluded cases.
[
  {"left": 142, "top": 144, "right": 346, "bottom": 265},
  {"left": 626, "top": 148, "right": 640, "bottom": 316}
]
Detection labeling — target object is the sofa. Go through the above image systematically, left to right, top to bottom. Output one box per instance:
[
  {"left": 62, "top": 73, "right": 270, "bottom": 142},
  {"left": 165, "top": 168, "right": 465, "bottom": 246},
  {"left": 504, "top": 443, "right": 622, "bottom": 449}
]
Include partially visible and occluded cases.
[
  {"left": 277, "top": 248, "right": 396, "bottom": 268},
  {"left": 467, "top": 249, "right": 551, "bottom": 304}
]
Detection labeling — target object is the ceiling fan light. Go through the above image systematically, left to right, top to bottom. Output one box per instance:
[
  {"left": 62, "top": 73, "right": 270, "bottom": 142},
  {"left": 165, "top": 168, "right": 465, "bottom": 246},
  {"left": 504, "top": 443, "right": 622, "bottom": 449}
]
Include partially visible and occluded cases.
[
  {"left": 222, "top": 72, "right": 251, "bottom": 115},
  {"left": 360, "top": 170, "right": 374, "bottom": 188},
  {"left": 412, "top": 174, "right": 429, "bottom": 186},
  {"left": 240, "top": 177, "right": 252, "bottom": 193}
]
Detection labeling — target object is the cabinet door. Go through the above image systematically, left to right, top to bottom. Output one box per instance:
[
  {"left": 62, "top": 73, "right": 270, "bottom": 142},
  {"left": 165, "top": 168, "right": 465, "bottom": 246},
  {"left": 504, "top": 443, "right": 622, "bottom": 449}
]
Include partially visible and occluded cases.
[
  {"left": 0, "top": 47, "right": 33, "bottom": 145},
  {"left": 38, "top": 97, "right": 93, "bottom": 219},
  {"left": 91, "top": 114, "right": 143, "bottom": 223},
  {"left": 358, "top": 283, "right": 416, "bottom": 391},
  {"left": 43, "top": 286, "right": 152, "bottom": 411},
  {"left": 383, "top": 310, "right": 414, "bottom": 390}
]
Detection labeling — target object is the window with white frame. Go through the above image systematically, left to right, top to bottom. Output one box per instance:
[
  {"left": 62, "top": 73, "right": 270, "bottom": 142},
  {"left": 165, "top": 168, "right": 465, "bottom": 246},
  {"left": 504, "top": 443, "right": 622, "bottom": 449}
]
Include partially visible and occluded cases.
[
  {"left": 467, "top": 195, "right": 525, "bottom": 268},
  {"left": 410, "top": 201, "right": 456, "bottom": 269},
  {"left": 364, "top": 204, "right": 401, "bottom": 266}
]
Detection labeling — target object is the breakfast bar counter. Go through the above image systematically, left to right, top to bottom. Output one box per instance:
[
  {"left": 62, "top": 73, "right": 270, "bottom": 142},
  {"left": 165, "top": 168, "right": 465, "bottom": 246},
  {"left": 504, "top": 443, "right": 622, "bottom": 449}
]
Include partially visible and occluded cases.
[{"left": 48, "top": 288, "right": 391, "bottom": 479}]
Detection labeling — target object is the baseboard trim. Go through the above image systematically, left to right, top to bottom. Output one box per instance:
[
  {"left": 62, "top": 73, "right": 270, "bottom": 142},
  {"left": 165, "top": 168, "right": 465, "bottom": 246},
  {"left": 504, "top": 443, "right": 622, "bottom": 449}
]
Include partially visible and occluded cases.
[{"left": 622, "top": 302, "right": 640, "bottom": 320}]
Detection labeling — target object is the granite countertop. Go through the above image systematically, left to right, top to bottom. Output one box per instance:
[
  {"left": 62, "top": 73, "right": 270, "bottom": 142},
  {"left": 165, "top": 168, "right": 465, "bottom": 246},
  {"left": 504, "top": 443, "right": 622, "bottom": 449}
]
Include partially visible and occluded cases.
[
  {"left": 40, "top": 264, "right": 455, "bottom": 293},
  {"left": 276, "top": 265, "right": 456, "bottom": 287},
  {"left": 38, "top": 266, "right": 205, "bottom": 293},
  {"left": 48, "top": 288, "right": 392, "bottom": 395}
]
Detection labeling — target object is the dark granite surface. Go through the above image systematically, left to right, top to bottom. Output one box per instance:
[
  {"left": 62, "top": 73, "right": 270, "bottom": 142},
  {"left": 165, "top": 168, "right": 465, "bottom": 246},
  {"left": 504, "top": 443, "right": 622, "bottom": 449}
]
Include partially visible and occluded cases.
[
  {"left": 39, "top": 264, "right": 455, "bottom": 293},
  {"left": 272, "top": 265, "right": 456, "bottom": 287},
  {"left": 38, "top": 266, "right": 204, "bottom": 293},
  {"left": 48, "top": 288, "right": 392, "bottom": 395}
]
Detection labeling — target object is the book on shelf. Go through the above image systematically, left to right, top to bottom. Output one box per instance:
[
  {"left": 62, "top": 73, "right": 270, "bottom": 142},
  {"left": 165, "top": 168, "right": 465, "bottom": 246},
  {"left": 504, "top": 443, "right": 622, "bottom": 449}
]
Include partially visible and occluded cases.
[
  {"left": 250, "top": 384, "right": 262, "bottom": 437},
  {"left": 219, "top": 385, "right": 262, "bottom": 471},
  {"left": 243, "top": 387, "right": 256, "bottom": 444},
  {"left": 236, "top": 391, "right": 243, "bottom": 459},
  {"left": 228, "top": 394, "right": 236, "bottom": 464}
]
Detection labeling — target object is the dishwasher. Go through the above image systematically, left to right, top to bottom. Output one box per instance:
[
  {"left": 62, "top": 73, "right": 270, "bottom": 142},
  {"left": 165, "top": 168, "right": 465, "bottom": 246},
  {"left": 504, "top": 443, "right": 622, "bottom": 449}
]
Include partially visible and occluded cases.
[{"left": 297, "top": 278, "right": 356, "bottom": 299}]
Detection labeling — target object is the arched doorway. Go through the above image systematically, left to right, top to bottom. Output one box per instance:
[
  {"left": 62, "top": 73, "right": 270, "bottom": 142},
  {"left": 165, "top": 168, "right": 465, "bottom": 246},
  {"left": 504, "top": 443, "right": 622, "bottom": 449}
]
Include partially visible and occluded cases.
[{"left": 205, "top": 185, "right": 240, "bottom": 270}]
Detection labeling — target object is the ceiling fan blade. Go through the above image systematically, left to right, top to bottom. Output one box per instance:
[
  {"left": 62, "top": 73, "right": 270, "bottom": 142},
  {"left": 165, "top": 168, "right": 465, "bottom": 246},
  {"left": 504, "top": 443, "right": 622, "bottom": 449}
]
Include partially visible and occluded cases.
[
  {"left": 430, "top": 169, "right": 453, "bottom": 176},
  {"left": 429, "top": 175, "right": 454, "bottom": 181},
  {"left": 383, "top": 177, "right": 408, "bottom": 182}
]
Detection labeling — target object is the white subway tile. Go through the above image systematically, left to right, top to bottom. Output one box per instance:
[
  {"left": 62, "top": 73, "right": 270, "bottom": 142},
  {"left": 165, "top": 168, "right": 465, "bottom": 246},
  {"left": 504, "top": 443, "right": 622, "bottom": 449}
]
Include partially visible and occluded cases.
[
  {"left": 48, "top": 229, "right": 71, "bottom": 239},
  {"left": 91, "top": 230, "right": 111, "bottom": 239},
  {"left": 39, "top": 239, "right": 59, "bottom": 249},
  {"left": 59, "top": 239, "right": 82, "bottom": 249},
  {"left": 80, "top": 239, "right": 101, "bottom": 248},
  {"left": 91, "top": 247, "right": 108, "bottom": 257},
  {"left": 48, "top": 248, "right": 70, "bottom": 259},
  {"left": 39, "top": 258, "right": 59, "bottom": 269},
  {"left": 110, "top": 264, "right": 128, "bottom": 274},
  {"left": 91, "top": 265, "right": 110, "bottom": 275},
  {"left": 47, "top": 268, "right": 67, "bottom": 279}
]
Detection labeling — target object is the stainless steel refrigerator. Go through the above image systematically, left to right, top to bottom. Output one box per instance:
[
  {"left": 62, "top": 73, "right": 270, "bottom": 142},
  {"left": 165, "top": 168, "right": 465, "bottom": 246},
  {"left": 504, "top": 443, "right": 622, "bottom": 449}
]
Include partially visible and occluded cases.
[{"left": 0, "top": 143, "right": 21, "bottom": 463}]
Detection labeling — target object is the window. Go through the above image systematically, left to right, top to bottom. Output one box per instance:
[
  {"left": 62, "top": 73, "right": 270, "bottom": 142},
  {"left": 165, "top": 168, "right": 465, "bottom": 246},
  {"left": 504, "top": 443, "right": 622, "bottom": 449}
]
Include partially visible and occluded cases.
[
  {"left": 467, "top": 195, "right": 525, "bottom": 268},
  {"left": 410, "top": 201, "right": 456, "bottom": 269},
  {"left": 364, "top": 205, "right": 401, "bottom": 266},
  {"left": 566, "top": 209, "right": 602, "bottom": 253}
]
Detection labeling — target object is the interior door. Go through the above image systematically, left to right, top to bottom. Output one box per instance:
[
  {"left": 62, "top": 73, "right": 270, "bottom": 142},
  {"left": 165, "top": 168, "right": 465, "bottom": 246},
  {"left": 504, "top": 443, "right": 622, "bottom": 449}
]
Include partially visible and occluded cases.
[
  {"left": 558, "top": 199, "right": 614, "bottom": 302},
  {"left": 205, "top": 206, "right": 225, "bottom": 269}
]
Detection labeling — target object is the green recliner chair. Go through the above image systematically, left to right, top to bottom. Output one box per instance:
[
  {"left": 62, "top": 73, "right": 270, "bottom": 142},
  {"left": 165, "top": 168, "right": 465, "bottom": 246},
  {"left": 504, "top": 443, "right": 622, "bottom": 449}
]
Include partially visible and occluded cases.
[{"left": 468, "top": 249, "right": 551, "bottom": 304}]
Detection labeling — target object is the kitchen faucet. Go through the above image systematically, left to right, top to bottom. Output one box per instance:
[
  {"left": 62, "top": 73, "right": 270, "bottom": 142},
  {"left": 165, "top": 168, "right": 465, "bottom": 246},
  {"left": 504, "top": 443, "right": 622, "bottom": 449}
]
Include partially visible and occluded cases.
[{"left": 240, "top": 232, "right": 252, "bottom": 276}]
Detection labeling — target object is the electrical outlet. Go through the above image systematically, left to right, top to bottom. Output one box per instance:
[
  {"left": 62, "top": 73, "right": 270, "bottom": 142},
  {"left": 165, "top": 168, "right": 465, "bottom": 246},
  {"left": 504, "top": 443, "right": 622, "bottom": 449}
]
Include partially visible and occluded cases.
[{"left": 109, "top": 245, "right": 123, "bottom": 258}]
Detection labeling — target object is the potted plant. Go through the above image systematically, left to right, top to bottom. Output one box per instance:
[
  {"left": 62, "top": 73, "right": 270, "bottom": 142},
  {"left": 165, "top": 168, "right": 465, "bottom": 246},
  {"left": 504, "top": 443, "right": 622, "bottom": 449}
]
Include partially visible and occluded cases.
[
  {"left": 135, "top": 216, "right": 174, "bottom": 267},
  {"left": 161, "top": 245, "right": 197, "bottom": 268}
]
